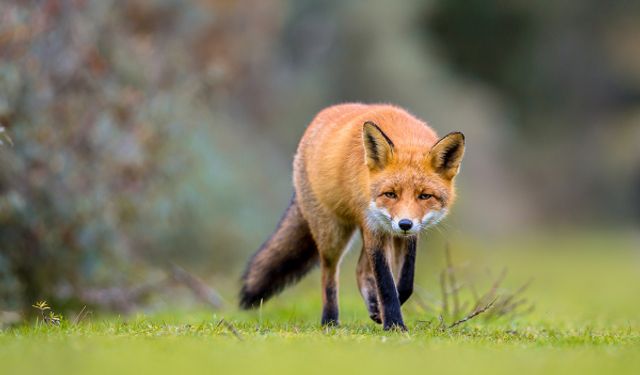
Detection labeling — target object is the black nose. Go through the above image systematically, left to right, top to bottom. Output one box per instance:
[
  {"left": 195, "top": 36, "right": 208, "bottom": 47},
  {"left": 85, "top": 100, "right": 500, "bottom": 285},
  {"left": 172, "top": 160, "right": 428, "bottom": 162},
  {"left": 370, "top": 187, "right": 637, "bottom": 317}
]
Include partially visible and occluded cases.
[{"left": 398, "top": 219, "right": 413, "bottom": 231}]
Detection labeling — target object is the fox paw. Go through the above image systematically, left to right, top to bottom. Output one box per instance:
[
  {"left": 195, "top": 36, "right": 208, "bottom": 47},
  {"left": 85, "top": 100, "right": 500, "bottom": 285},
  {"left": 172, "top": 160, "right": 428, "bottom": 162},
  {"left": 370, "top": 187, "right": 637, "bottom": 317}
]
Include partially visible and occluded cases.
[
  {"left": 369, "top": 312, "right": 382, "bottom": 324},
  {"left": 321, "top": 315, "right": 340, "bottom": 327},
  {"left": 322, "top": 319, "right": 339, "bottom": 328},
  {"left": 383, "top": 321, "right": 407, "bottom": 332}
]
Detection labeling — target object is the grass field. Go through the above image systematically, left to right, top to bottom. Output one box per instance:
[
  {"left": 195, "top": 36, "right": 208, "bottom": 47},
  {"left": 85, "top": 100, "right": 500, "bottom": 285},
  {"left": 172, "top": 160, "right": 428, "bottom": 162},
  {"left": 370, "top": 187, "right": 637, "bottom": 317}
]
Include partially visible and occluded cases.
[{"left": 1, "top": 231, "right": 639, "bottom": 374}]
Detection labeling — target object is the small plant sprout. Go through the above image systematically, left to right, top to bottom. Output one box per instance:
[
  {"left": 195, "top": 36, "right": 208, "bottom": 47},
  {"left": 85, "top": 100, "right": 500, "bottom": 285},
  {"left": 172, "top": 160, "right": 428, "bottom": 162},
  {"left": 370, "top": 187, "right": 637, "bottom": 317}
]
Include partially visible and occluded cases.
[
  {"left": 32, "top": 300, "right": 62, "bottom": 326},
  {"left": 32, "top": 300, "right": 51, "bottom": 312}
]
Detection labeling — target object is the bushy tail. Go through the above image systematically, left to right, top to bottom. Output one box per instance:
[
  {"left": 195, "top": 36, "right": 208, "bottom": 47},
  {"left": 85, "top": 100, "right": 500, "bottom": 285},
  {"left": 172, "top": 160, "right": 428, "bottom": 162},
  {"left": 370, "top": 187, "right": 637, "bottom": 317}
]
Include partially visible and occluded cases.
[{"left": 239, "top": 194, "right": 319, "bottom": 309}]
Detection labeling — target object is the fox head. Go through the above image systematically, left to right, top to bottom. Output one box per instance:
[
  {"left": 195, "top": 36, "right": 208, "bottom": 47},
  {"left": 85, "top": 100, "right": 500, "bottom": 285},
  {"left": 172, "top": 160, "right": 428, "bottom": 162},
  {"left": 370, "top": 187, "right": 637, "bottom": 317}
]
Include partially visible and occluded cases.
[{"left": 363, "top": 121, "right": 465, "bottom": 236}]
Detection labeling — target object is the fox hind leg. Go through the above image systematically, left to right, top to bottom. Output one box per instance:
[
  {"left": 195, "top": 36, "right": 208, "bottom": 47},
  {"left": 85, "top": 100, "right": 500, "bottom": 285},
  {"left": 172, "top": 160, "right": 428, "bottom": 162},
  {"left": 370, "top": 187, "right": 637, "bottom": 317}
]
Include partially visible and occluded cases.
[
  {"left": 294, "top": 163, "right": 354, "bottom": 326},
  {"left": 300, "top": 207, "right": 354, "bottom": 326},
  {"left": 316, "top": 225, "right": 354, "bottom": 326},
  {"left": 357, "top": 246, "right": 382, "bottom": 324},
  {"left": 320, "top": 258, "right": 340, "bottom": 326}
]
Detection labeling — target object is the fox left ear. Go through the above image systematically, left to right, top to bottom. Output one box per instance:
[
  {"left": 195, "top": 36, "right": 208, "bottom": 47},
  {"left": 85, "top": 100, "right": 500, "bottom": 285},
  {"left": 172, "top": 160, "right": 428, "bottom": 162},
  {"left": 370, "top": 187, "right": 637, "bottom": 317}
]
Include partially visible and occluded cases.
[
  {"left": 363, "top": 121, "right": 394, "bottom": 170},
  {"left": 428, "top": 132, "right": 465, "bottom": 179}
]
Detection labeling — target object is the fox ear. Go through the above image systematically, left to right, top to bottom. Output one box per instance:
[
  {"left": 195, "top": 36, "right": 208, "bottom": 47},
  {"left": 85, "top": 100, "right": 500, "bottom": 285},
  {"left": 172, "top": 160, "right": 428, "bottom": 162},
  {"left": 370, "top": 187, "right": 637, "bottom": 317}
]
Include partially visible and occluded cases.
[
  {"left": 363, "top": 121, "right": 394, "bottom": 170},
  {"left": 428, "top": 132, "right": 465, "bottom": 179}
]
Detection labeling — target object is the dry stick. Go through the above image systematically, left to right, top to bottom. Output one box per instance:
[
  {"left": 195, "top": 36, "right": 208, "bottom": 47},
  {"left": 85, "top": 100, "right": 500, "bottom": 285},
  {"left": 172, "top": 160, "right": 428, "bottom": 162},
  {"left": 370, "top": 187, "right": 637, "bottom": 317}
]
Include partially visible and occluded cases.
[
  {"left": 445, "top": 243, "right": 460, "bottom": 319},
  {"left": 169, "top": 264, "right": 224, "bottom": 309},
  {"left": 473, "top": 267, "right": 507, "bottom": 312},
  {"left": 439, "top": 270, "right": 449, "bottom": 318},
  {"left": 467, "top": 276, "right": 480, "bottom": 306},
  {"left": 487, "top": 277, "right": 534, "bottom": 318},
  {"left": 513, "top": 277, "right": 534, "bottom": 296},
  {"left": 499, "top": 278, "right": 533, "bottom": 310},
  {"left": 446, "top": 283, "right": 465, "bottom": 295},
  {"left": 413, "top": 285, "right": 437, "bottom": 312},
  {"left": 414, "top": 285, "right": 438, "bottom": 304},
  {"left": 412, "top": 288, "right": 436, "bottom": 313},
  {"left": 499, "top": 297, "right": 535, "bottom": 318},
  {"left": 448, "top": 298, "right": 497, "bottom": 329},
  {"left": 497, "top": 298, "right": 529, "bottom": 315},
  {"left": 458, "top": 301, "right": 469, "bottom": 315},
  {"left": 521, "top": 304, "right": 536, "bottom": 315},
  {"left": 72, "top": 305, "right": 88, "bottom": 325},
  {"left": 215, "top": 318, "right": 243, "bottom": 340},
  {"left": 416, "top": 319, "right": 434, "bottom": 327}
]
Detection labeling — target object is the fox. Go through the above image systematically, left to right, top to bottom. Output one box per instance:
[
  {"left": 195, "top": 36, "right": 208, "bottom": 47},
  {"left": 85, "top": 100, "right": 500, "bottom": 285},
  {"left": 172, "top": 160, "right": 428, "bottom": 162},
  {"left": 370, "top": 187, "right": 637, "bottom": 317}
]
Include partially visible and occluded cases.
[{"left": 239, "top": 103, "right": 465, "bottom": 330}]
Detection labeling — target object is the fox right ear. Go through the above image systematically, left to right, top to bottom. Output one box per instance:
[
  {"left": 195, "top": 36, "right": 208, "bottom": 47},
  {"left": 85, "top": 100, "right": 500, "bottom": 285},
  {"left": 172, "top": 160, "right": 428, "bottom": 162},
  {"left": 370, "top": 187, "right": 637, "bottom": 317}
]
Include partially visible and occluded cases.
[
  {"left": 363, "top": 121, "right": 394, "bottom": 170},
  {"left": 428, "top": 131, "right": 465, "bottom": 180}
]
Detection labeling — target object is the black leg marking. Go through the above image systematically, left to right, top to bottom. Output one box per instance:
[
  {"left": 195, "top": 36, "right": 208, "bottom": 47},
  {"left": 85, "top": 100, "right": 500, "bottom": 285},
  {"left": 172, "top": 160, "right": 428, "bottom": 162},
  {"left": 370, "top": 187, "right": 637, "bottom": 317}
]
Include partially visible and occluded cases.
[
  {"left": 397, "top": 237, "right": 417, "bottom": 306},
  {"left": 371, "top": 249, "right": 406, "bottom": 331},
  {"left": 364, "top": 276, "right": 382, "bottom": 324},
  {"left": 321, "top": 284, "right": 339, "bottom": 326}
]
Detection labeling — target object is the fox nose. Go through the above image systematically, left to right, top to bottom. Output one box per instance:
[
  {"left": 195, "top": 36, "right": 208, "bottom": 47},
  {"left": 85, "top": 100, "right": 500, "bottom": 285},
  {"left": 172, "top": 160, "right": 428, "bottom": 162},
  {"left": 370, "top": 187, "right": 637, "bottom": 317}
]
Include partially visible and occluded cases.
[{"left": 398, "top": 219, "right": 413, "bottom": 231}]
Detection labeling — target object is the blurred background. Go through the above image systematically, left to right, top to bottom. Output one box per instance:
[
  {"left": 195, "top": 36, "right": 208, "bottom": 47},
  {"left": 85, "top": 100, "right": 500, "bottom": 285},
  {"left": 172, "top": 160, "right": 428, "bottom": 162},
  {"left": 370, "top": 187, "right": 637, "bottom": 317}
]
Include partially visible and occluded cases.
[{"left": 1, "top": 0, "right": 639, "bottom": 317}]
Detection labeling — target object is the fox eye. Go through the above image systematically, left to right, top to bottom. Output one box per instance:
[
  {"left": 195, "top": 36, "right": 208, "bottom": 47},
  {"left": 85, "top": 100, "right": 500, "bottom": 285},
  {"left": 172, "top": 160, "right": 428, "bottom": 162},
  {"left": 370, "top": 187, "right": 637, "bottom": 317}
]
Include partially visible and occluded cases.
[
  {"left": 383, "top": 192, "right": 397, "bottom": 199},
  {"left": 418, "top": 193, "right": 433, "bottom": 200}
]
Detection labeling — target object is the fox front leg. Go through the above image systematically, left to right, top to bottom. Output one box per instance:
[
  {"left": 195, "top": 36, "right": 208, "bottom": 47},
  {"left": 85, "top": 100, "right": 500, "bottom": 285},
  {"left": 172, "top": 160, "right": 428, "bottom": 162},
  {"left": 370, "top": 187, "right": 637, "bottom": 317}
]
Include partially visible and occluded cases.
[
  {"left": 365, "top": 233, "right": 406, "bottom": 331},
  {"left": 396, "top": 236, "right": 416, "bottom": 305}
]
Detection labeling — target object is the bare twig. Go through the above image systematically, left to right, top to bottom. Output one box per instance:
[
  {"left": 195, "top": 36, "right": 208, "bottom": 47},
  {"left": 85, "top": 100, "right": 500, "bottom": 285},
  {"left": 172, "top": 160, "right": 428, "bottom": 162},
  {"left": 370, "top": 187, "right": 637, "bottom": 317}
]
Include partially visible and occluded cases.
[
  {"left": 445, "top": 243, "right": 460, "bottom": 319},
  {"left": 429, "top": 245, "right": 534, "bottom": 329},
  {"left": 169, "top": 264, "right": 224, "bottom": 309},
  {"left": 473, "top": 267, "right": 507, "bottom": 312},
  {"left": 439, "top": 270, "right": 449, "bottom": 317},
  {"left": 467, "top": 276, "right": 480, "bottom": 305},
  {"left": 487, "top": 277, "right": 534, "bottom": 318},
  {"left": 500, "top": 278, "right": 533, "bottom": 308},
  {"left": 445, "top": 283, "right": 465, "bottom": 295},
  {"left": 412, "top": 287, "right": 436, "bottom": 313},
  {"left": 448, "top": 298, "right": 497, "bottom": 329},
  {"left": 496, "top": 298, "right": 528, "bottom": 315},
  {"left": 458, "top": 301, "right": 469, "bottom": 315},
  {"left": 520, "top": 304, "right": 535, "bottom": 316},
  {"left": 71, "top": 305, "right": 90, "bottom": 325},
  {"left": 437, "top": 314, "right": 446, "bottom": 331},
  {"left": 215, "top": 318, "right": 243, "bottom": 340},
  {"left": 416, "top": 319, "right": 433, "bottom": 327}
]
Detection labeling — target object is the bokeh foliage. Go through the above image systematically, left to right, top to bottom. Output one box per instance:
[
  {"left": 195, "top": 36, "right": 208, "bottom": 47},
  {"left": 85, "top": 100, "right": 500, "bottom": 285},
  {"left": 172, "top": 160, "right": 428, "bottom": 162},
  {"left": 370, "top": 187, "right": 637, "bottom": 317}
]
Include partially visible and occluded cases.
[{"left": 0, "top": 0, "right": 639, "bottom": 313}]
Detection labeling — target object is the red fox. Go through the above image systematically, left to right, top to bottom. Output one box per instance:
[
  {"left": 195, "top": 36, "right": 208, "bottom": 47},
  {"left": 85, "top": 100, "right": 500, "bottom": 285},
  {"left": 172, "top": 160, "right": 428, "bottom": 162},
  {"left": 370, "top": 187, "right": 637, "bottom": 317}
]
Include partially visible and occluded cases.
[{"left": 240, "top": 103, "right": 465, "bottom": 330}]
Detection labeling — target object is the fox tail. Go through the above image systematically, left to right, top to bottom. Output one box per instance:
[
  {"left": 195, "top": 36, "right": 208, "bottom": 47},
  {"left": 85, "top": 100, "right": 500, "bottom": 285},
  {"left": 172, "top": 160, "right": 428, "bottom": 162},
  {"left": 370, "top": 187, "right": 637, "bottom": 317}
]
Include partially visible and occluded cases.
[{"left": 239, "top": 194, "right": 318, "bottom": 309}]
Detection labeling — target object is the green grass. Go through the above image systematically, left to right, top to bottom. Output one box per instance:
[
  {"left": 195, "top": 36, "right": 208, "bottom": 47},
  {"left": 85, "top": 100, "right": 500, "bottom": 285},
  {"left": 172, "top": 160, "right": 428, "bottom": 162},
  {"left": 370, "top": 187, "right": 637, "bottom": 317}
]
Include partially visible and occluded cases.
[{"left": 1, "top": 231, "right": 639, "bottom": 374}]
